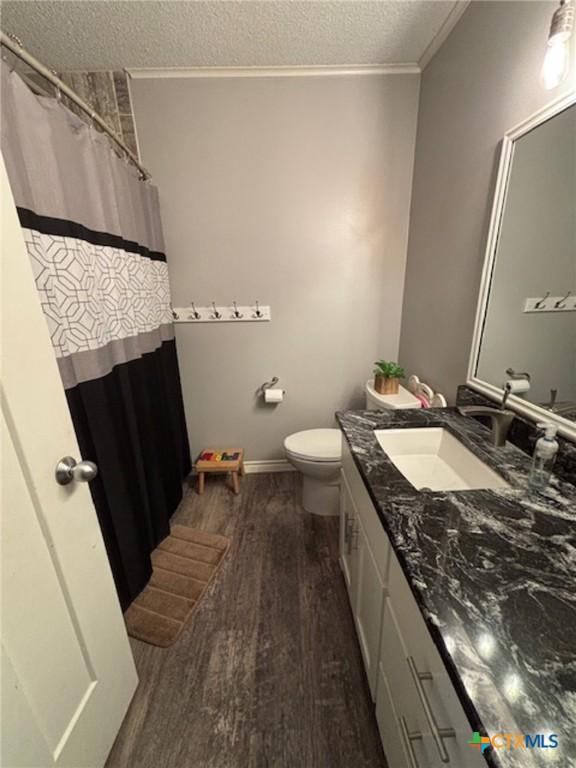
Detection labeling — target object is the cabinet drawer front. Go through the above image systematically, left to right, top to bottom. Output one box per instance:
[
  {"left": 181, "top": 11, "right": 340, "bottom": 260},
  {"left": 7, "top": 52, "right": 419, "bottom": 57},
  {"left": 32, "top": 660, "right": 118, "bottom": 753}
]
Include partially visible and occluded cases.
[
  {"left": 341, "top": 439, "right": 389, "bottom": 580},
  {"left": 386, "top": 557, "right": 486, "bottom": 767},
  {"left": 379, "top": 597, "right": 448, "bottom": 767},
  {"left": 375, "top": 666, "right": 409, "bottom": 768}
]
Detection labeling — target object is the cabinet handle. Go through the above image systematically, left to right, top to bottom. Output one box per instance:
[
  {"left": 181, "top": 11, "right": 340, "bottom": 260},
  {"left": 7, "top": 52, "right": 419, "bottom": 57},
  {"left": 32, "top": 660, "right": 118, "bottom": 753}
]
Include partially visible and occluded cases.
[
  {"left": 344, "top": 511, "right": 350, "bottom": 544},
  {"left": 351, "top": 520, "right": 360, "bottom": 551},
  {"left": 406, "top": 655, "right": 456, "bottom": 763},
  {"left": 399, "top": 716, "right": 422, "bottom": 768}
]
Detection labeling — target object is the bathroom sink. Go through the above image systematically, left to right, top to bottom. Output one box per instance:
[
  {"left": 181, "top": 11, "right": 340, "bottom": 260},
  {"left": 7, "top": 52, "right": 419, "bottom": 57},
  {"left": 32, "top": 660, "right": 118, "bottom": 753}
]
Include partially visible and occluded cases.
[{"left": 374, "top": 428, "right": 509, "bottom": 491}]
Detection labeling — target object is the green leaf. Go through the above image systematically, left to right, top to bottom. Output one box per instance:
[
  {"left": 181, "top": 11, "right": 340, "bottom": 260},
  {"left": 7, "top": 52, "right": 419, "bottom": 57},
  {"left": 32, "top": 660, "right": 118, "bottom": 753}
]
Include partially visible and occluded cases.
[{"left": 373, "top": 360, "right": 405, "bottom": 379}]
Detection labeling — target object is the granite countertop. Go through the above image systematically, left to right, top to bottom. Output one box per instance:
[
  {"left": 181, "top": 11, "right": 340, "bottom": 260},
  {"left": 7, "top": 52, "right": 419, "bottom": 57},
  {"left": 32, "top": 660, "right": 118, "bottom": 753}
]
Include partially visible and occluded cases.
[{"left": 336, "top": 407, "right": 576, "bottom": 768}]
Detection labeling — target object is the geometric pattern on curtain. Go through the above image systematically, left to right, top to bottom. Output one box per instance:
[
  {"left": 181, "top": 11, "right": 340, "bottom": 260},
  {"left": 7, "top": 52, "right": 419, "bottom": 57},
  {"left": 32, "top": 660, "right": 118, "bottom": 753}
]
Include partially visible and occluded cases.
[{"left": 20, "top": 208, "right": 174, "bottom": 388}]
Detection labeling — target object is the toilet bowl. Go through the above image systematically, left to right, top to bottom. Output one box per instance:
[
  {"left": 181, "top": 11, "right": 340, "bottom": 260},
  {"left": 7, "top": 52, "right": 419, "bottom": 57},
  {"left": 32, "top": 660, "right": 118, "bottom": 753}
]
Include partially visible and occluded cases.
[
  {"left": 284, "top": 382, "right": 422, "bottom": 516},
  {"left": 284, "top": 429, "right": 341, "bottom": 516}
]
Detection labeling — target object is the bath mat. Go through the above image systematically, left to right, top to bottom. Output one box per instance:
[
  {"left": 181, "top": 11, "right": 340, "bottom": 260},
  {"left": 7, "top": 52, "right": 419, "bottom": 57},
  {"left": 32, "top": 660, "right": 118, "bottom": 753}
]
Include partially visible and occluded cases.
[{"left": 124, "top": 525, "right": 230, "bottom": 647}]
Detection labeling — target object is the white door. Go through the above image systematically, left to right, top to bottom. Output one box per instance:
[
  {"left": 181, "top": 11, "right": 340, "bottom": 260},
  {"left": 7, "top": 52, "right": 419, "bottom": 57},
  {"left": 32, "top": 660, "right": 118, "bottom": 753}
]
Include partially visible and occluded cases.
[{"left": 1, "top": 154, "right": 138, "bottom": 767}]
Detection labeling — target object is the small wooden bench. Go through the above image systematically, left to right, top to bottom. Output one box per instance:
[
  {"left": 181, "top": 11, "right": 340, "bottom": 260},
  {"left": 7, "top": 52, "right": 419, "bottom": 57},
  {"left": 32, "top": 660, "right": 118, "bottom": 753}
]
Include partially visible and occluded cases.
[{"left": 195, "top": 448, "right": 245, "bottom": 495}]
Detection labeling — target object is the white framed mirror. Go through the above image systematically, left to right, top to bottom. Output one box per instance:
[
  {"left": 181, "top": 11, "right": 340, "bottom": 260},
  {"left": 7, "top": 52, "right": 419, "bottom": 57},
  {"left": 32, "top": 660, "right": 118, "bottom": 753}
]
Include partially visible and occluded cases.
[{"left": 468, "top": 91, "right": 576, "bottom": 441}]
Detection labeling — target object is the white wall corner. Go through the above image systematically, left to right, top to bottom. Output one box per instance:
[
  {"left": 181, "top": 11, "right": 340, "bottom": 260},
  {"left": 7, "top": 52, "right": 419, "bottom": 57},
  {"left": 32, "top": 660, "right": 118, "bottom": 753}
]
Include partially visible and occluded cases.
[{"left": 418, "top": 1, "right": 471, "bottom": 71}]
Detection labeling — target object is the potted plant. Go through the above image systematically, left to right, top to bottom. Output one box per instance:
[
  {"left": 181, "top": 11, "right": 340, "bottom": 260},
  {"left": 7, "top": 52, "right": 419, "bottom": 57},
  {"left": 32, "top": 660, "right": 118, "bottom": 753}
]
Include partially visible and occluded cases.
[{"left": 373, "top": 360, "right": 405, "bottom": 395}]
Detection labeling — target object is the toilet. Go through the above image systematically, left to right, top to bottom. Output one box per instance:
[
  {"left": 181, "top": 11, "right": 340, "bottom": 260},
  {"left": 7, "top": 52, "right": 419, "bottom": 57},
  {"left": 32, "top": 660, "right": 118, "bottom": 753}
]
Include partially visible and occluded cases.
[
  {"left": 364, "top": 379, "right": 422, "bottom": 411},
  {"left": 284, "top": 381, "right": 421, "bottom": 516},
  {"left": 284, "top": 428, "right": 342, "bottom": 517}
]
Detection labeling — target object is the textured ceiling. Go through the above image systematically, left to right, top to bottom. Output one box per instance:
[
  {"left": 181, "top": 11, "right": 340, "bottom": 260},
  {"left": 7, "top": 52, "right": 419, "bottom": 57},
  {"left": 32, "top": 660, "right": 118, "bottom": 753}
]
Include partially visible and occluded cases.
[{"left": 1, "top": 1, "right": 465, "bottom": 70}]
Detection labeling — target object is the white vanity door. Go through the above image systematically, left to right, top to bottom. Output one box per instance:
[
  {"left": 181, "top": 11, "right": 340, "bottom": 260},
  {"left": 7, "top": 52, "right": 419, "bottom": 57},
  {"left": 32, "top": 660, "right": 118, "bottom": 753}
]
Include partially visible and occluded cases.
[
  {"left": 340, "top": 442, "right": 391, "bottom": 700},
  {"left": 339, "top": 470, "right": 359, "bottom": 607},
  {"left": 353, "top": 517, "right": 385, "bottom": 699},
  {"left": 380, "top": 556, "right": 487, "bottom": 768},
  {"left": 375, "top": 662, "right": 410, "bottom": 768}
]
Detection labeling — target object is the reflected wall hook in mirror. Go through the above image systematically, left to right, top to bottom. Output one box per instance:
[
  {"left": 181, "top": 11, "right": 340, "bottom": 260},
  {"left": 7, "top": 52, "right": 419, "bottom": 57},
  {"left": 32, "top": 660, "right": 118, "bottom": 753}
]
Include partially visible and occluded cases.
[
  {"left": 254, "top": 300, "right": 263, "bottom": 319},
  {"left": 190, "top": 301, "right": 201, "bottom": 320},
  {"left": 232, "top": 301, "right": 243, "bottom": 319},
  {"left": 211, "top": 302, "right": 222, "bottom": 319}
]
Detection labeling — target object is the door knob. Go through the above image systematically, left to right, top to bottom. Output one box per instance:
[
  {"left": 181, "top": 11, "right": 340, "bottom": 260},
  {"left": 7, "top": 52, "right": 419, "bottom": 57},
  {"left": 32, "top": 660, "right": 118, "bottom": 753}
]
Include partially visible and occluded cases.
[{"left": 55, "top": 456, "right": 98, "bottom": 486}]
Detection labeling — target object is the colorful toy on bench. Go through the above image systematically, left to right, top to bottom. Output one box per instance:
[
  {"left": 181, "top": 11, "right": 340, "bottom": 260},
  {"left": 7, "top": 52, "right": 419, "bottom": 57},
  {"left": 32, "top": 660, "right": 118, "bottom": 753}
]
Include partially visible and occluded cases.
[{"left": 196, "top": 448, "right": 245, "bottom": 495}]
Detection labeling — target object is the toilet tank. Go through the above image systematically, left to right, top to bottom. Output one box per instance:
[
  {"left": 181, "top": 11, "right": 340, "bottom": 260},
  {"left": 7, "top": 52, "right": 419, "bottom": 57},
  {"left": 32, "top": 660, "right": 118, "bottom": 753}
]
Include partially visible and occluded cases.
[{"left": 365, "top": 380, "right": 421, "bottom": 410}]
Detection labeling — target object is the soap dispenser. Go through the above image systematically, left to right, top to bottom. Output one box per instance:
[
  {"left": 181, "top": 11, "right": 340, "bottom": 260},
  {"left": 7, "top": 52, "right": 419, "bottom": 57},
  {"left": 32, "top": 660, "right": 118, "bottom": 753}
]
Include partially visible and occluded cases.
[{"left": 529, "top": 422, "right": 559, "bottom": 490}]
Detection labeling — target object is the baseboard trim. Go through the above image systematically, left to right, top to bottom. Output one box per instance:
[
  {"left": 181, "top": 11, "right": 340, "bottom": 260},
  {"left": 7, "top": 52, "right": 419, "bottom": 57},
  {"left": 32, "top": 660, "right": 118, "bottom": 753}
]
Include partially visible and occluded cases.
[{"left": 243, "top": 460, "right": 295, "bottom": 474}]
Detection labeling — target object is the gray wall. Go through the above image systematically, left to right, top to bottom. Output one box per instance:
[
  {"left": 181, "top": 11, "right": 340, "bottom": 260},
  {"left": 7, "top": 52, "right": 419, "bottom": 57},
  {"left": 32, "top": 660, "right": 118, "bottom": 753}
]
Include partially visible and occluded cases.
[
  {"left": 398, "top": 1, "right": 575, "bottom": 403},
  {"left": 131, "top": 75, "right": 419, "bottom": 461},
  {"left": 477, "top": 105, "right": 576, "bottom": 405}
]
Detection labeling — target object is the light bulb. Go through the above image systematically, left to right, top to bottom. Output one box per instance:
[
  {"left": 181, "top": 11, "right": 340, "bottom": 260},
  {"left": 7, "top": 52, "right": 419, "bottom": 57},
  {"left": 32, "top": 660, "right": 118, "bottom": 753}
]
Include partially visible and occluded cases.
[
  {"left": 541, "top": 0, "right": 574, "bottom": 89},
  {"left": 541, "top": 37, "right": 570, "bottom": 89}
]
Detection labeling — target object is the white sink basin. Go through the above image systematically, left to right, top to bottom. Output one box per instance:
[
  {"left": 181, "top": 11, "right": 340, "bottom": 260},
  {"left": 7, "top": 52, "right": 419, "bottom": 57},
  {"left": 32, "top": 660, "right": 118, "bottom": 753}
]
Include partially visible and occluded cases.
[{"left": 374, "top": 428, "right": 509, "bottom": 491}]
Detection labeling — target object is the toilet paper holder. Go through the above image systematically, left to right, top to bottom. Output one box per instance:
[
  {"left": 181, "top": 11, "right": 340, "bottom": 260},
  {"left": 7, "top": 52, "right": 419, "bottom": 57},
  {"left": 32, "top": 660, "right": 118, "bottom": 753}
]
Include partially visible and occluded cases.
[{"left": 258, "top": 377, "right": 280, "bottom": 396}]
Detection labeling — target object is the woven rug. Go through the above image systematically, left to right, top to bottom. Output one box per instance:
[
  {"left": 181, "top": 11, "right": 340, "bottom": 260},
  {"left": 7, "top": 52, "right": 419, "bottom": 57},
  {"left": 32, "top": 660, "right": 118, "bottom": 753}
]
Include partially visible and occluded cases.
[{"left": 125, "top": 525, "right": 230, "bottom": 647}]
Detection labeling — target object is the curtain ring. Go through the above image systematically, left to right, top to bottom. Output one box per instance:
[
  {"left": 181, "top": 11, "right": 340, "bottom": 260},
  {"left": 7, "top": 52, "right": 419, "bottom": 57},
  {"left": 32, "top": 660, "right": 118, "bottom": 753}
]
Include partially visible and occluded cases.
[{"left": 7, "top": 33, "right": 23, "bottom": 48}]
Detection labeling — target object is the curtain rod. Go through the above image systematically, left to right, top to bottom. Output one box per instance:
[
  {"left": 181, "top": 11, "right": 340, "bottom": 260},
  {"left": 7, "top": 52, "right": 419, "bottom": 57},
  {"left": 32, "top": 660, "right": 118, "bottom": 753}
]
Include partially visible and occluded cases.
[{"left": 0, "top": 31, "right": 151, "bottom": 180}]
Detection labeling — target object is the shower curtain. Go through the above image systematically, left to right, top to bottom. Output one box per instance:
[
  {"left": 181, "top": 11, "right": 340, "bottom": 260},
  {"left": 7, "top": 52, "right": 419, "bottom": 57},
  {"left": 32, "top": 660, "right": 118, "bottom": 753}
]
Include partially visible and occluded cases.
[{"left": 1, "top": 63, "right": 191, "bottom": 609}]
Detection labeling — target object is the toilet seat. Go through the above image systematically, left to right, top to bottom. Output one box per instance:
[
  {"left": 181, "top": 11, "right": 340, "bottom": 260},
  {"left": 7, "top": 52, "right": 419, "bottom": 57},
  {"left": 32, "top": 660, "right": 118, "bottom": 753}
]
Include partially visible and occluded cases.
[{"left": 284, "top": 428, "right": 341, "bottom": 463}]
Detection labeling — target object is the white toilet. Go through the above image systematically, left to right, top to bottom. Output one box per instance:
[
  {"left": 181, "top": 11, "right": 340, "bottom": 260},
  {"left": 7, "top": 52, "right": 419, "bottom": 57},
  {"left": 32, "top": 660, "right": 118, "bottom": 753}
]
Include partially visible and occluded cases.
[
  {"left": 364, "top": 379, "right": 422, "bottom": 411},
  {"left": 284, "top": 381, "right": 421, "bottom": 516},
  {"left": 284, "top": 428, "right": 342, "bottom": 517}
]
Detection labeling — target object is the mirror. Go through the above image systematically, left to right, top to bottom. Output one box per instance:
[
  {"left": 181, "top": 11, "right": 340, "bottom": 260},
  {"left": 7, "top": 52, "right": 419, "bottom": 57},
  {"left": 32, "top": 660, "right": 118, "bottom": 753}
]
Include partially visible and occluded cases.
[{"left": 469, "top": 95, "right": 576, "bottom": 439}]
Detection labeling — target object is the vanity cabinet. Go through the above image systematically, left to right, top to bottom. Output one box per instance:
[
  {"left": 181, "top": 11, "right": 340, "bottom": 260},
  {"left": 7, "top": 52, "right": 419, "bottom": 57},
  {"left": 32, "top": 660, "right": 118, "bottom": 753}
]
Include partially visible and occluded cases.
[
  {"left": 340, "top": 440, "right": 486, "bottom": 768},
  {"left": 339, "top": 464, "right": 388, "bottom": 698}
]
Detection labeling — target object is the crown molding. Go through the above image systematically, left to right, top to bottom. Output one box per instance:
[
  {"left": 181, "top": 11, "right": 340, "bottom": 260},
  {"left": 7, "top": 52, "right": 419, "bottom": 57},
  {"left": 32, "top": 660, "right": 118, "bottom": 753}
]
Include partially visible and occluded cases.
[
  {"left": 418, "top": 0, "right": 471, "bottom": 70},
  {"left": 128, "top": 63, "right": 421, "bottom": 80}
]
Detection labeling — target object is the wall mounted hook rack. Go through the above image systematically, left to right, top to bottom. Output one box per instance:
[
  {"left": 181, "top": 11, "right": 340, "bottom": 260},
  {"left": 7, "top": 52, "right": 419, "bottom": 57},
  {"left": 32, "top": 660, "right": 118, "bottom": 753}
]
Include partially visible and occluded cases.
[
  {"left": 524, "top": 294, "right": 576, "bottom": 313},
  {"left": 171, "top": 303, "right": 272, "bottom": 323}
]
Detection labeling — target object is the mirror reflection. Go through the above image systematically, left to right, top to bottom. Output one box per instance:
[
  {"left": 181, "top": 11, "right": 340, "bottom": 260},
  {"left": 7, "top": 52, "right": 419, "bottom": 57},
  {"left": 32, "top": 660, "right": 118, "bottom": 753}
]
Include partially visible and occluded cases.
[{"left": 476, "top": 104, "right": 576, "bottom": 422}]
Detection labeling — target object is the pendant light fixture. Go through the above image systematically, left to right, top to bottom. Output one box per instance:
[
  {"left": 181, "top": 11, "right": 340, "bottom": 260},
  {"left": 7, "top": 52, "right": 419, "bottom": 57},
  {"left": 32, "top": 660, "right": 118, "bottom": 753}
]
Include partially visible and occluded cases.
[{"left": 541, "top": 0, "right": 574, "bottom": 89}]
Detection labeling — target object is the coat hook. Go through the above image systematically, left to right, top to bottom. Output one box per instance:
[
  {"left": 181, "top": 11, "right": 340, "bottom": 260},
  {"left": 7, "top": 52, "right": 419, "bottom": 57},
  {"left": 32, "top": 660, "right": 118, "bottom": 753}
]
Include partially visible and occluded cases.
[
  {"left": 555, "top": 290, "right": 573, "bottom": 309},
  {"left": 534, "top": 291, "right": 550, "bottom": 309},
  {"left": 254, "top": 300, "right": 263, "bottom": 319},
  {"left": 190, "top": 301, "right": 201, "bottom": 320},
  {"left": 232, "top": 301, "right": 243, "bottom": 319},
  {"left": 211, "top": 302, "right": 222, "bottom": 319},
  {"left": 171, "top": 306, "right": 179, "bottom": 320}
]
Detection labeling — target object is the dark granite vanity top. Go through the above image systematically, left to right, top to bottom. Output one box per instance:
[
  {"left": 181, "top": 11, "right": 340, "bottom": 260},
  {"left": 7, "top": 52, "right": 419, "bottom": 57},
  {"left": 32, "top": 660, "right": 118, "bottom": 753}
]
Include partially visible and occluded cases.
[{"left": 336, "top": 407, "right": 576, "bottom": 768}]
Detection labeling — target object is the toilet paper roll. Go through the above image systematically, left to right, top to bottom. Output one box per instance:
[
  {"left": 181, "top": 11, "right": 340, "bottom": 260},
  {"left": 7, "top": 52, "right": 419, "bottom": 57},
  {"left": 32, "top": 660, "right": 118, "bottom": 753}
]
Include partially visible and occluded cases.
[
  {"left": 504, "top": 378, "right": 530, "bottom": 395},
  {"left": 264, "top": 388, "right": 284, "bottom": 403}
]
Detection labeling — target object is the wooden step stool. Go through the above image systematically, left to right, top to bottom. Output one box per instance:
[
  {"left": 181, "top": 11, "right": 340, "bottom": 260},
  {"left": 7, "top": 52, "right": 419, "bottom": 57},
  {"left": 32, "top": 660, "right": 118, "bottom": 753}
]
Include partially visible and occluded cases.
[{"left": 196, "top": 448, "right": 245, "bottom": 495}]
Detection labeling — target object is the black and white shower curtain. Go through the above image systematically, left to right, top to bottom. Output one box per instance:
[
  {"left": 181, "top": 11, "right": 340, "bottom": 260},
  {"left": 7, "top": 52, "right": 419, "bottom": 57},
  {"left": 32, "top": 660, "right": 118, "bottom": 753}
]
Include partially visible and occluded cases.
[{"left": 1, "top": 63, "right": 191, "bottom": 609}]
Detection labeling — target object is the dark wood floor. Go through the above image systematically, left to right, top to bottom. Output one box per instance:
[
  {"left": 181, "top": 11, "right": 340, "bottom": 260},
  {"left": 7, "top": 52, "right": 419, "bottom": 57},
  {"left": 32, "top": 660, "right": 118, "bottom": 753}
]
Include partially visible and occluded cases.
[{"left": 106, "top": 473, "right": 387, "bottom": 768}]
